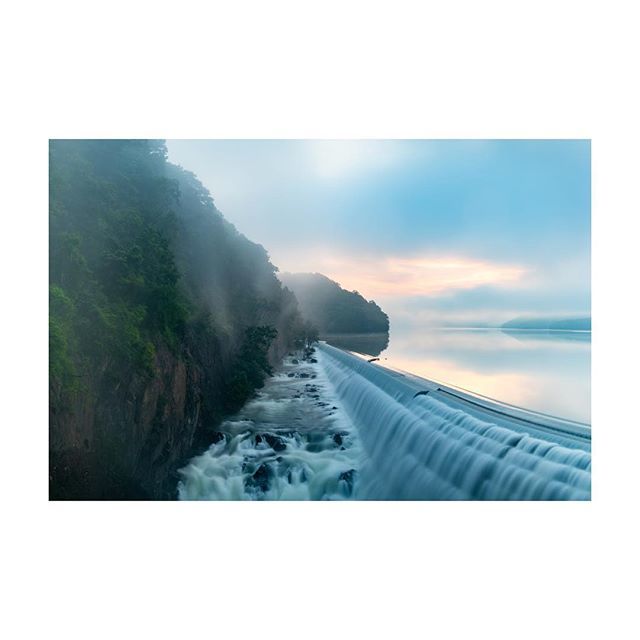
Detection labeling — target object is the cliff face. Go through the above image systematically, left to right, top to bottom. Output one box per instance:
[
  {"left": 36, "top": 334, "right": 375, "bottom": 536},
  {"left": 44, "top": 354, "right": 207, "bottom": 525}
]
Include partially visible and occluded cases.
[
  {"left": 49, "top": 140, "right": 305, "bottom": 499},
  {"left": 50, "top": 345, "right": 201, "bottom": 499}
]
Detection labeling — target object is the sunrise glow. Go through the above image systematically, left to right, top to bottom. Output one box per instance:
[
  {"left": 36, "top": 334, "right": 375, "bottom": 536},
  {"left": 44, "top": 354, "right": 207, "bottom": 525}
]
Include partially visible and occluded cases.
[{"left": 311, "top": 254, "right": 527, "bottom": 298}]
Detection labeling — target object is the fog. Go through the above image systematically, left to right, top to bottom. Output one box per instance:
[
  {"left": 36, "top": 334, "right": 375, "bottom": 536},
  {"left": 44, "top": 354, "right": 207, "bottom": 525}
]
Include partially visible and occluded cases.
[{"left": 167, "top": 139, "right": 590, "bottom": 325}]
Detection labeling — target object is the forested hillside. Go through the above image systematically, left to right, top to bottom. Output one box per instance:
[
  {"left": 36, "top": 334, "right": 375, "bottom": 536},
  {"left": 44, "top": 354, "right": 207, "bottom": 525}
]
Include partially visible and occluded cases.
[
  {"left": 49, "top": 140, "right": 307, "bottom": 499},
  {"left": 279, "top": 272, "right": 389, "bottom": 335}
]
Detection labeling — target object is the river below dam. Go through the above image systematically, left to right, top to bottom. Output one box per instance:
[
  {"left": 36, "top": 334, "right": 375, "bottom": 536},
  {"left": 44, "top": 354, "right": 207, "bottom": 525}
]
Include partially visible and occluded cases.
[
  {"left": 178, "top": 342, "right": 591, "bottom": 501},
  {"left": 178, "top": 350, "right": 362, "bottom": 500}
]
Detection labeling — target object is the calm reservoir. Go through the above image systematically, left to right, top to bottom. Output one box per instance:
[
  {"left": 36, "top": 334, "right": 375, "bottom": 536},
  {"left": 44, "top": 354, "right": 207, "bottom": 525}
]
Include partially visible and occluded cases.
[{"left": 326, "top": 327, "right": 591, "bottom": 425}]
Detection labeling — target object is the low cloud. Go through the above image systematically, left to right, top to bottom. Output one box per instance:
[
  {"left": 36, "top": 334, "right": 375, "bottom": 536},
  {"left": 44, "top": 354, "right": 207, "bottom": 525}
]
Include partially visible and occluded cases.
[{"left": 298, "top": 253, "right": 527, "bottom": 298}]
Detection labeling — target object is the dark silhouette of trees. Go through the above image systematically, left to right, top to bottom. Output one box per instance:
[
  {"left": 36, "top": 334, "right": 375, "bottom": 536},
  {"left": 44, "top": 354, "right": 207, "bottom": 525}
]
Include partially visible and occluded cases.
[{"left": 279, "top": 272, "right": 389, "bottom": 335}]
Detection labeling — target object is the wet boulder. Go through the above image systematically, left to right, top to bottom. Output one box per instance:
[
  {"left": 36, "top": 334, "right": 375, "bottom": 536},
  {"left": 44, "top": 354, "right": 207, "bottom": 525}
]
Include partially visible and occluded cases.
[
  {"left": 211, "top": 431, "right": 226, "bottom": 444},
  {"left": 262, "top": 433, "right": 287, "bottom": 452},
  {"left": 250, "top": 463, "right": 272, "bottom": 493},
  {"left": 338, "top": 469, "right": 356, "bottom": 496},
  {"left": 339, "top": 469, "right": 355, "bottom": 485}
]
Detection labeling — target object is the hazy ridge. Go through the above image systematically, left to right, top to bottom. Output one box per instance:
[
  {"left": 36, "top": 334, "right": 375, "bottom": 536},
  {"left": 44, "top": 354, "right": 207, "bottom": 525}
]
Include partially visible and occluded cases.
[
  {"left": 279, "top": 272, "right": 389, "bottom": 335},
  {"left": 502, "top": 316, "right": 591, "bottom": 331}
]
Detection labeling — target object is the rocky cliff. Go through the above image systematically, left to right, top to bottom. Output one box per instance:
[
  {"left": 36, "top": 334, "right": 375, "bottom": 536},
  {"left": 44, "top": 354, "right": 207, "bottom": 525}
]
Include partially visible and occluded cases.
[{"left": 49, "top": 140, "right": 305, "bottom": 499}]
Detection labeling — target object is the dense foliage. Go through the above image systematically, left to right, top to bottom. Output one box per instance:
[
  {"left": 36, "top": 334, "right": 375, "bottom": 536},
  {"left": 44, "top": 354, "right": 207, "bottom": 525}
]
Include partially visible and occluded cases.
[
  {"left": 49, "top": 140, "right": 310, "bottom": 498},
  {"left": 50, "top": 140, "right": 187, "bottom": 399},
  {"left": 279, "top": 272, "right": 390, "bottom": 335}
]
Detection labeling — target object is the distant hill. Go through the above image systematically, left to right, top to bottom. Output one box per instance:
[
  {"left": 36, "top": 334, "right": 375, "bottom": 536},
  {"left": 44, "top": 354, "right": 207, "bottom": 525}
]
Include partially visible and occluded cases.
[
  {"left": 280, "top": 272, "right": 390, "bottom": 335},
  {"left": 502, "top": 316, "right": 591, "bottom": 331}
]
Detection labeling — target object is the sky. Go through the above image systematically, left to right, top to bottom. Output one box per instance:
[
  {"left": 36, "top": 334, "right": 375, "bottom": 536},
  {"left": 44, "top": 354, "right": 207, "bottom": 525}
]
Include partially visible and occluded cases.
[{"left": 166, "top": 140, "right": 590, "bottom": 327}]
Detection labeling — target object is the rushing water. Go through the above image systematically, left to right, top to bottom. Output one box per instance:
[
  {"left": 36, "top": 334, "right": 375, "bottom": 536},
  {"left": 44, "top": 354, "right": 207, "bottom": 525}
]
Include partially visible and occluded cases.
[
  {"left": 326, "top": 328, "right": 591, "bottom": 425},
  {"left": 317, "top": 343, "right": 589, "bottom": 500},
  {"left": 178, "top": 344, "right": 590, "bottom": 500},
  {"left": 178, "top": 352, "right": 362, "bottom": 500}
]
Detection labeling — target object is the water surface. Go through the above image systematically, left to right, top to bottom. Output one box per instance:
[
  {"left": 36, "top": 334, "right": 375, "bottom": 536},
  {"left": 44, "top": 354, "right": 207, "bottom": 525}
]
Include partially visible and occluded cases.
[
  {"left": 326, "top": 328, "right": 591, "bottom": 424},
  {"left": 178, "top": 353, "right": 361, "bottom": 500}
]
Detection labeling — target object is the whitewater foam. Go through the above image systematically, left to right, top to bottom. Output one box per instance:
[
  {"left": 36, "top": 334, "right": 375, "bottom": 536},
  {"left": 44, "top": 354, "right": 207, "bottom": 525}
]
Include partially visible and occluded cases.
[
  {"left": 178, "top": 343, "right": 590, "bottom": 500},
  {"left": 317, "top": 343, "right": 591, "bottom": 500},
  {"left": 178, "top": 351, "right": 363, "bottom": 500}
]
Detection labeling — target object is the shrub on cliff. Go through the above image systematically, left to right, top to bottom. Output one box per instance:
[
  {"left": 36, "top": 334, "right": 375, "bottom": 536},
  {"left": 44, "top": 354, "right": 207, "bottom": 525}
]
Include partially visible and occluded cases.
[
  {"left": 49, "top": 140, "right": 305, "bottom": 498},
  {"left": 225, "top": 326, "right": 278, "bottom": 410}
]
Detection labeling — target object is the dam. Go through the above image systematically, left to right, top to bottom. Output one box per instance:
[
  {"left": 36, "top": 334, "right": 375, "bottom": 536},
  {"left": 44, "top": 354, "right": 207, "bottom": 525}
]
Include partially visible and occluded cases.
[
  {"left": 179, "top": 342, "right": 591, "bottom": 500},
  {"left": 318, "top": 343, "right": 590, "bottom": 500}
]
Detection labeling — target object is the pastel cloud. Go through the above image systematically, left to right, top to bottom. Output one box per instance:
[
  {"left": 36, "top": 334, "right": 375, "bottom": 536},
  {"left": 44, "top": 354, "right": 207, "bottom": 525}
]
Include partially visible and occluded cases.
[
  {"left": 167, "top": 139, "right": 589, "bottom": 322},
  {"left": 280, "top": 252, "right": 527, "bottom": 298}
]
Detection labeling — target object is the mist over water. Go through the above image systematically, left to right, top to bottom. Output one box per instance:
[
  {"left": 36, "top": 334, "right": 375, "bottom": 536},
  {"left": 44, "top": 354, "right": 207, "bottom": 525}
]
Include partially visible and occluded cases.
[
  {"left": 171, "top": 139, "right": 590, "bottom": 499},
  {"left": 327, "top": 327, "right": 591, "bottom": 424}
]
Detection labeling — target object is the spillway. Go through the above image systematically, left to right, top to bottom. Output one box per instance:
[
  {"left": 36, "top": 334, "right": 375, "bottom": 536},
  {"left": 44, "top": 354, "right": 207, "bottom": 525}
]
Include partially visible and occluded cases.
[
  {"left": 317, "top": 342, "right": 591, "bottom": 500},
  {"left": 179, "top": 343, "right": 591, "bottom": 500}
]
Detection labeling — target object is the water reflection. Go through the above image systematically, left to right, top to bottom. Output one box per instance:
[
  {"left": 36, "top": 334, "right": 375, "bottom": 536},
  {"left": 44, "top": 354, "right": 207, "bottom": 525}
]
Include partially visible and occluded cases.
[
  {"left": 328, "top": 328, "right": 590, "bottom": 424},
  {"left": 500, "top": 328, "right": 591, "bottom": 344},
  {"left": 323, "top": 332, "right": 389, "bottom": 356}
]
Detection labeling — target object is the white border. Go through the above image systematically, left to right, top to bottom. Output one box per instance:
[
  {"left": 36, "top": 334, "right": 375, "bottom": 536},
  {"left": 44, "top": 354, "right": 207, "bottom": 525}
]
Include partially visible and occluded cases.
[{"left": 3, "top": 1, "right": 639, "bottom": 639}]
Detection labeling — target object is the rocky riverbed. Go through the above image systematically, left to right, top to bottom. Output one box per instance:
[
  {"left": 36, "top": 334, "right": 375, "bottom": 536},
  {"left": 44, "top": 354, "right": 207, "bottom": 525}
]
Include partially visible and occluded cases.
[{"left": 177, "top": 348, "right": 362, "bottom": 500}]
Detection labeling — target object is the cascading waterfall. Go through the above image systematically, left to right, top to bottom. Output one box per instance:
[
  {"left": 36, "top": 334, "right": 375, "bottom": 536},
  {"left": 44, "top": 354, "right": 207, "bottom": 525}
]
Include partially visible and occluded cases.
[
  {"left": 178, "top": 343, "right": 590, "bottom": 500},
  {"left": 317, "top": 343, "right": 591, "bottom": 500}
]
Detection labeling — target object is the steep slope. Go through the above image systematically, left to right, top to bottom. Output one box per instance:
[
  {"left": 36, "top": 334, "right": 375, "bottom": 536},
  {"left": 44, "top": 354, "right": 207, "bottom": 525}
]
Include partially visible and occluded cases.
[{"left": 49, "top": 140, "right": 305, "bottom": 499}]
